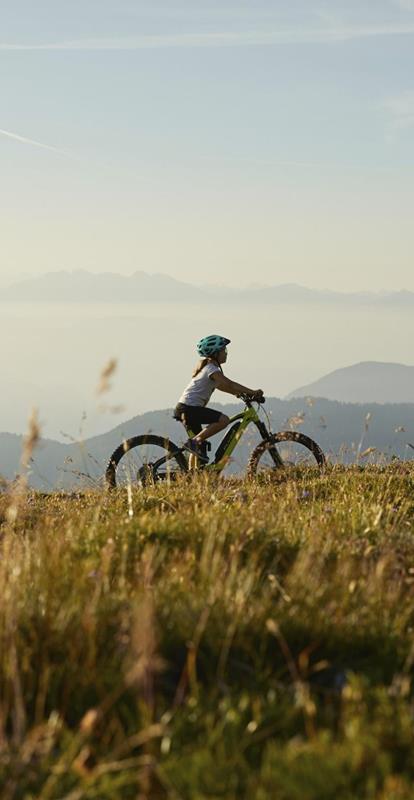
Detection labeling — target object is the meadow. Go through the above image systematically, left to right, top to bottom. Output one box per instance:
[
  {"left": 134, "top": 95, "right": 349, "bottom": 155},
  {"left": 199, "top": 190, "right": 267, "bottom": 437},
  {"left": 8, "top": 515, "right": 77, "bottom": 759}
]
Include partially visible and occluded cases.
[{"left": 1, "top": 465, "right": 414, "bottom": 798}]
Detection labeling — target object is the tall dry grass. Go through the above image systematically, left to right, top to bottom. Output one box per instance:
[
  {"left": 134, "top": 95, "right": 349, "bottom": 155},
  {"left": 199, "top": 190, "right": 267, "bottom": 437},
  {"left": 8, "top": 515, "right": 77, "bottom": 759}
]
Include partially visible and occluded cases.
[{"left": 1, "top": 465, "right": 414, "bottom": 797}]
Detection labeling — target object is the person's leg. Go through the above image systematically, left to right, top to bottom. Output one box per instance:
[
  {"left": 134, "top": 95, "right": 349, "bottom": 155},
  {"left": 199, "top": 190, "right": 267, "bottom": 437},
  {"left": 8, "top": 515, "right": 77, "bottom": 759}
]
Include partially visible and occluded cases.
[
  {"left": 180, "top": 407, "right": 230, "bottom": 465},
  {"left": 180, "top": 412, "right": 203, "bottom": 468},
  {"left": 193, "top": 414, "right": 229, "bottom": 443},
  {"left": 188, "top": 451, "right": 198, "bottom": 470}
]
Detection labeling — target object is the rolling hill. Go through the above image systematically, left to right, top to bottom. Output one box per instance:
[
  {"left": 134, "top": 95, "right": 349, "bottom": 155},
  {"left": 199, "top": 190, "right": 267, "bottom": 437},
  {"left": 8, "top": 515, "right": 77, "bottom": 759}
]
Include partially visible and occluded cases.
[
  {"left": 287, "top": 361, "right": 414, "bottom": 404},
  {"left": 2, "top": 396, "right": 414, "bottom": 490}
]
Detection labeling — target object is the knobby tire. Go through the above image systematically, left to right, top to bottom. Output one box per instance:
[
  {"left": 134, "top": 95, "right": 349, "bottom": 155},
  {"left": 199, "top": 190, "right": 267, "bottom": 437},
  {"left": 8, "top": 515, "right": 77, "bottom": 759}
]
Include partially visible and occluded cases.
[
  {"left": 247, "top": 431, "right": 326, "bottom": 476},
  {"left": 105, "top": 434, "right": 187, "bottom": 489}
]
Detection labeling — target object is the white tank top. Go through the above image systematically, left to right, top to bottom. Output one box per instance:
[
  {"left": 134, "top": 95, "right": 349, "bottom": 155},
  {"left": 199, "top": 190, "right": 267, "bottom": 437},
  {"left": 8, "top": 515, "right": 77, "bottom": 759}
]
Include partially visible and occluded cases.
[{"left": 178, "top": 362, "right": 221, "bottom": 407}]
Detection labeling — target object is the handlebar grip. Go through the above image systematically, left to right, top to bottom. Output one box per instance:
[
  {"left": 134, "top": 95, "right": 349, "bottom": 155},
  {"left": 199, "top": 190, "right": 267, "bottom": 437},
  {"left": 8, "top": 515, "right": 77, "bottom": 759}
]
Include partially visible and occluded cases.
[{"left": 237, "top": 393, "right": 266, "bottom": 404}]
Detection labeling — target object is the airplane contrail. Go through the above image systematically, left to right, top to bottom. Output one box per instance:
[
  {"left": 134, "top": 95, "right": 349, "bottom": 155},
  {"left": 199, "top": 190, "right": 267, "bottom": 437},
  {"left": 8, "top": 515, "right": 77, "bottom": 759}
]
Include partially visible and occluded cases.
[
  {"left": 1, "top": 24, "right": 414, "bottom": 51},
  {"left": 0, "top": 127, "right": 73, "bottom": 158}
]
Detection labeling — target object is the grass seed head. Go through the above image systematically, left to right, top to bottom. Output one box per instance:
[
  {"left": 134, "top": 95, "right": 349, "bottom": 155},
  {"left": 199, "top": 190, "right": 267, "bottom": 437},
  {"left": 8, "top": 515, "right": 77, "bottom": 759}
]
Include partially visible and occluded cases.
[{"left": 97, "top": 358, "right": 117, "bottom": 395}]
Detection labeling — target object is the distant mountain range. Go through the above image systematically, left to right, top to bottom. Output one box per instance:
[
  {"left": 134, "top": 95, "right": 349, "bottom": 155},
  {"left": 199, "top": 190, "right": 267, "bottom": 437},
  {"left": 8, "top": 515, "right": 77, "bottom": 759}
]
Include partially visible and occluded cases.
[
  {"left": 0, "top": 270, "right": 204, "bottom": 303},
  {"left": 2, "top": 270, "right": 414, "bottom": 307},
  {"left": 287, "top": 362, "right": 414, "bottom": 404},
  {"left": 2, "top": 395, "right": 414, "bottom": 490}
]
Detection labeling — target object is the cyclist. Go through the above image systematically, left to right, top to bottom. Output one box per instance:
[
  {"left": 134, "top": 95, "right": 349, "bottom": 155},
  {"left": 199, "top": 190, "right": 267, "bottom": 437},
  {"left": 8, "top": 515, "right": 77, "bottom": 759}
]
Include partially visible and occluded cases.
[{"left": 174, "top": 335, "right": 263, "bottom": 463}]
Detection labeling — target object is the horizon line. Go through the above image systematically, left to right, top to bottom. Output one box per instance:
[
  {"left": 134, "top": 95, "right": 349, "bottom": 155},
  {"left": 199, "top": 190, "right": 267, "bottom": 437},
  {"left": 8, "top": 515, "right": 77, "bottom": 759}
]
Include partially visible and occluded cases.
[{"left": 2, "top": 270, "right": 414, "bottom": 297}]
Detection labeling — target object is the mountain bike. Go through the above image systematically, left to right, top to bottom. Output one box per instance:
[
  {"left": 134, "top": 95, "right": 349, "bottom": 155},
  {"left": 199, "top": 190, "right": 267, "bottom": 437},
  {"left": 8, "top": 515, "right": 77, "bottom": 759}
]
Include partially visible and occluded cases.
[{"left": 105, "top": 395, "right": 325, "bottom": 489}]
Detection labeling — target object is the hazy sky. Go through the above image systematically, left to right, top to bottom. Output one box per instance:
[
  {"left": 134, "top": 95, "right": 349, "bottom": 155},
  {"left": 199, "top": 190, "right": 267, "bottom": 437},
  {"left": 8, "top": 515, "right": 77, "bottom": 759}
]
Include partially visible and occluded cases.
[{"left": 1, "top": 0, "right": 414, "bottom": 290}]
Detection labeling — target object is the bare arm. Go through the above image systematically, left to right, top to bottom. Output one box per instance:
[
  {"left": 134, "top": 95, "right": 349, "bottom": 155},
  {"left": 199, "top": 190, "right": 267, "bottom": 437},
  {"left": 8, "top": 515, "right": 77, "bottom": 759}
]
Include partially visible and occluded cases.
[{"left": 211, "top": 372, "right": 263, "bottom": 398}]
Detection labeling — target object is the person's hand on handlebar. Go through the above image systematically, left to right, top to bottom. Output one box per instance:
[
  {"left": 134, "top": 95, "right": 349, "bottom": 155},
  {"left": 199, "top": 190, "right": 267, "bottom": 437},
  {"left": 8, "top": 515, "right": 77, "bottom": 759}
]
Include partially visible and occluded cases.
[
  {"left": 236, "top": 389, "right": 265, "bottom": 402},
  {"left": 238, "top": 389, "right": 265, "bottom": 402},
  {"left": 250, "top": 389, "right": 264, "bottom": 401}
]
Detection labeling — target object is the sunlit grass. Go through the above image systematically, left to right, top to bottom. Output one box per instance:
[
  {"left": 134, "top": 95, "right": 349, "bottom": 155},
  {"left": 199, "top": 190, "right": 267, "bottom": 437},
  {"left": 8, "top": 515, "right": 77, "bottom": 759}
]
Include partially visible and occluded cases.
[{"left": 1, "top": 465, "right": 414, "bottom": 797}]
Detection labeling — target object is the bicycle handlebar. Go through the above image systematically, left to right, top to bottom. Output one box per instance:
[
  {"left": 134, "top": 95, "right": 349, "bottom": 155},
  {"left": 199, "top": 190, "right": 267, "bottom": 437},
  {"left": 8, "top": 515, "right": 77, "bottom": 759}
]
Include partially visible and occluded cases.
[{"left": 238, "top": 393, "right": 266, "bottom": 405}]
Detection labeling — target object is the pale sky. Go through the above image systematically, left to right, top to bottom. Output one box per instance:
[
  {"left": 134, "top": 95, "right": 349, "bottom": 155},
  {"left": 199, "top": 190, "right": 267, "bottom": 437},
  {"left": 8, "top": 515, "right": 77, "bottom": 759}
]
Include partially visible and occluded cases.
[{"left": 1, "top": 0, "right": 414, "bottom": 290}]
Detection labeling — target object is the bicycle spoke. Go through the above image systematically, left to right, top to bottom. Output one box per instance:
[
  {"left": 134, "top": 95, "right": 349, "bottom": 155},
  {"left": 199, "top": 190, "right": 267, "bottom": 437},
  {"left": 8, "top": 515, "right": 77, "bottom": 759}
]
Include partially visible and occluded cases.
[
  {"left": 248, "top": 431, "right": 325, "bottom": 475},
  {"left": 107, "top": 438, "right": 187, "bottom": 488},
  {"left": 260, "top": 443, "right": 316, "bottom": 471}
]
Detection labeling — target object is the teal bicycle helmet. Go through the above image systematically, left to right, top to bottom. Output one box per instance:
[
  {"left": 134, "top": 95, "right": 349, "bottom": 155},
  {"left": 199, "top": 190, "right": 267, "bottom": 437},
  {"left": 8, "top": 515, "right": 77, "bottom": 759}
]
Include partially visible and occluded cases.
[{"left": 197, "top": 335, "right": 231, "bottom": 357}]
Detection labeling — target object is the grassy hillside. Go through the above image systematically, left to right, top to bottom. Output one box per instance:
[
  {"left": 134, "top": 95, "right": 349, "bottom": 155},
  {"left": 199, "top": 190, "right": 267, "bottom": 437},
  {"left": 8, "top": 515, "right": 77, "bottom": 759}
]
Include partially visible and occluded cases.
[{"left": 1, "top": 466, "right": 414, "bottom": 798}]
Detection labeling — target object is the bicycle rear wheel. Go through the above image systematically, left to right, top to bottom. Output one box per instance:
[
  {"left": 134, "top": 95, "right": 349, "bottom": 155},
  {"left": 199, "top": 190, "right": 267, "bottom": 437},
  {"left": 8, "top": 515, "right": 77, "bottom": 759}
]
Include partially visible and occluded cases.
[
  {"left": 248, "top": 431, "right": 325, "bottom": 476},
  {"left": 105, "top": 435, "right": 188, "bottom": 489}
]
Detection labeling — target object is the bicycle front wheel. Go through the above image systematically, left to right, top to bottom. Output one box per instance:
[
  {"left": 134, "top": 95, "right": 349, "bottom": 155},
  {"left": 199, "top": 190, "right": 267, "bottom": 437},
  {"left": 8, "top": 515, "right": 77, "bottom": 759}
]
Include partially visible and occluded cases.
[
  {"left": 248, "top": 431, "right": 325, "bottom": 476},
  {"left": 105, "top": 435, "right": 188, "bottom": 489}
]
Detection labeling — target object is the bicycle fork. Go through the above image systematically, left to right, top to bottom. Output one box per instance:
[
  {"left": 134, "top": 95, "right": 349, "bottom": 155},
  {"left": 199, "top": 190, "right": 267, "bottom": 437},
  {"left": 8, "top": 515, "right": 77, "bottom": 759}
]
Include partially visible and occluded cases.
[{"left": 255, "top": 421, "right": 284, "bottom": 467}]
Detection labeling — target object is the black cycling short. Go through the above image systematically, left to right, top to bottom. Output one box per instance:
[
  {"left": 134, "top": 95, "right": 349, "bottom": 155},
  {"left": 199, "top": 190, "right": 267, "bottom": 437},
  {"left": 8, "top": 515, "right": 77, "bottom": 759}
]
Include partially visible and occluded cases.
[{"left": 173, "top": 403, "right": 223, "bottom": 435}]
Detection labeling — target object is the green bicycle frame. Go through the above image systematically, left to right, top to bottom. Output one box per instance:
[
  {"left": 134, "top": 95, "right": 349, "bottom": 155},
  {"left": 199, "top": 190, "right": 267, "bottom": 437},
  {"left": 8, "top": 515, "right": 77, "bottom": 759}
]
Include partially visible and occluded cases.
[{"left": 186, "top": 403, "right": 275, "bottom": 473}]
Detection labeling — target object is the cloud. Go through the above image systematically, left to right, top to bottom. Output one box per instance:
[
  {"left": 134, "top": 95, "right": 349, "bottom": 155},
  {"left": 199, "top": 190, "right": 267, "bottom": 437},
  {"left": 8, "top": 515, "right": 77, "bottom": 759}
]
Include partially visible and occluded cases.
[
  {"left": 393, "top": 0, "right": 414, "bottom": 9},
  {"left": 1, "top": 23, "right": 414, "bottom": 51},
  {"left": 383, "top": 91, "right": 414, "bottom": 130},
  {"left": 0, "top": 128, "right": 73, "bottom": 157},
  {"left": 202, "top": 153, "right": 395, "bottom": 175}
]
